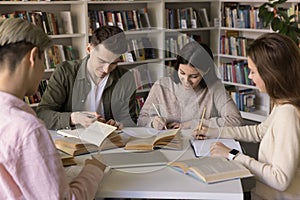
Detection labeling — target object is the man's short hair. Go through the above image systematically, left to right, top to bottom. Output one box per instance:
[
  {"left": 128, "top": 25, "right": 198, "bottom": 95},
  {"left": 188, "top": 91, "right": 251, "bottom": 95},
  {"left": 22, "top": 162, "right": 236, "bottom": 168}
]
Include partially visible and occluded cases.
[
  {"left": 0, "top": 18, "right": 52, "bottom": 71},
  {"left": 0, "top": 18, "right": 52, "bottom": 51},
  {"left": 90, "top": 26, "right": 127, "bottom": 55}
]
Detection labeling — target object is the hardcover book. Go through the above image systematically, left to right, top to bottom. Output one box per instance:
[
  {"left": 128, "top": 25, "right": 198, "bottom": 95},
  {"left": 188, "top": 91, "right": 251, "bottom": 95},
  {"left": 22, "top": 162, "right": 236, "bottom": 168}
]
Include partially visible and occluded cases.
[
  {"left": 56, "top": 121, "right": 124, "bottom": 156},
  {"left": 124, "top": 128, "right": 182, "bottom": 151},
  {"left": 168, "top": 157, "right": 252, "bottom": 184}
]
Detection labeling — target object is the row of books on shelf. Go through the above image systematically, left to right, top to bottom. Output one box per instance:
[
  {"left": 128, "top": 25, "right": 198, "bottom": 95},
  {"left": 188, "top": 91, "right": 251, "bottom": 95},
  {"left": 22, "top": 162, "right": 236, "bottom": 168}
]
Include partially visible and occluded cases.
[
  {"left": 222, "top": 2, "right": 300, "bottom": 29},
  {"left": 222, "top": 3, "right": 263, "bottom": 29},
  {"left": 165, "top": 7, "right": 210, "bottom": 29},
  {"left": 88, "top": 8, "right": 151, "bottom": 33},
  {"left": 1, "top": 10, "right": 73, "bottom": 35},
  {"left": 165, "top": 34, "right": 201, "bottom": 58},
  {"left": 219, "top": 35, "right": 251, "bottom": 57},
  {"left": 122, "top": 37, "right": 157, "bottom": 62},
  {"left": 44, "top": 44, "right": 78, "bottom": 70},
  {"left": 220, "top": 60, "right": 254, "bottom": 86},
  {"left": 131, "top": 67, "right": 153, "bottom": 91},
  {"left": 24, "top": 80, "right": 48, "bottom": 105},
  {"left": 227, "top": 87, "right": 256, "bottom": 112}
]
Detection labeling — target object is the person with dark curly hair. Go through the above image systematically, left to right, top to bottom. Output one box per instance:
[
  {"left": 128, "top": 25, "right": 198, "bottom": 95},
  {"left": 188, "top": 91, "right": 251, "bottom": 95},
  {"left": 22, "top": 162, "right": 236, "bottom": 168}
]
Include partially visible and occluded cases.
[{"left": 37, "top": 26, "right": 138, "bottom": 130}]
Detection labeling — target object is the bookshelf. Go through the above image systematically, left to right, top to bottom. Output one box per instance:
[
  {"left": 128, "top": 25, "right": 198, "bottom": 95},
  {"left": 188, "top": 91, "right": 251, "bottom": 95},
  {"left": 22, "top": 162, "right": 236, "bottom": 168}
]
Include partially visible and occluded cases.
[
  {"left": 2, "top": 0, "right": 298, "bottom": 122},
  {"left": 216, "top": 0, "right": 300, "bottom": 122}
]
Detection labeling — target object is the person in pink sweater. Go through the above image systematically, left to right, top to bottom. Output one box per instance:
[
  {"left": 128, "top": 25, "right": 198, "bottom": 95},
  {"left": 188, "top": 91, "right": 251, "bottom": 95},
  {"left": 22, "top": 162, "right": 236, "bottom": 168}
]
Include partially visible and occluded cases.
[
  {"left": 0, "top": 18, "right": 106, "bottom": 199},
  {"left": 194, "top": 33, "right": 300, "bottom": 199},
  {"left": 138, "top": 41, "right": 243, "bottom": 130}
]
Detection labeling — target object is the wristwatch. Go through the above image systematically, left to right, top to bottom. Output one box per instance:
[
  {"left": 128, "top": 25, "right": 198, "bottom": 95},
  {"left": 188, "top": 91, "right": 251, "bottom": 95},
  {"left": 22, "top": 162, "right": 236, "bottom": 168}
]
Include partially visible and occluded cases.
[{"left": 228, "top": 149, "right": 240, "bottom": 160}]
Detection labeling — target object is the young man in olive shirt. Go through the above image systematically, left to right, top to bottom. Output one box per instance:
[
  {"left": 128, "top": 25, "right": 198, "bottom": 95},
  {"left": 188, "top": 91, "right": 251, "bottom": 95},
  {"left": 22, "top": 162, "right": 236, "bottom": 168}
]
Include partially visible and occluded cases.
[{"left": 37, "top": 26, "right": 138, "bottom": 130}]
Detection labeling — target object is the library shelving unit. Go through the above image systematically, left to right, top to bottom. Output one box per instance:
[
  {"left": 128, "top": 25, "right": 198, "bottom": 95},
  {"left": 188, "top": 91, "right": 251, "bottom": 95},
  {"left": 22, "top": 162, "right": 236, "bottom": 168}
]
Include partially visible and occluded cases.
[
  {"left": 0, "top": 0, "right": 87, "bottom": 107},
  {"left": 2, "top": 0, "right": 297, "bottom": 121},
  {"left": 215, "top": 0, "right": 300, "bottom": 122}
]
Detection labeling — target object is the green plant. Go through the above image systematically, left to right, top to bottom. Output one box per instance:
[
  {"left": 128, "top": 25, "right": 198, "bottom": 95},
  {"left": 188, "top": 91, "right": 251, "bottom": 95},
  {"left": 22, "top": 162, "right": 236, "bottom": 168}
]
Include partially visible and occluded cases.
[{"left": 259, "top": 0, "right": 300, "bottom": 44}]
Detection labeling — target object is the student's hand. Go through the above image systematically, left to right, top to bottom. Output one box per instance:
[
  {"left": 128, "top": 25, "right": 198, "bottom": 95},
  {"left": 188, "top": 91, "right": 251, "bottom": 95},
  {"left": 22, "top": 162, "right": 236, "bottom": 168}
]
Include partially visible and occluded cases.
[
  {"left": 71, "top": 111, "right": 101, "bottom": 128},
  {"left": 152, "top": 116, "right": 167, "bottom": 130},
  {"left": 106, "top": 119, "right": 123, "bottom": 130},
  {"left": 167, "top": 122, "right": 181, "bottom": 129},
  {"left": 192, "top": 126, "right": 208, "bottom": 140},
  {"left": 192, "top": 127, "right": 219, "bottom": 140},
  {"left": 210, "top": 142, "right": 231, "bottom": 158},
  {"left": 85, "top": 157, "right": 106, "bottom": 172}
]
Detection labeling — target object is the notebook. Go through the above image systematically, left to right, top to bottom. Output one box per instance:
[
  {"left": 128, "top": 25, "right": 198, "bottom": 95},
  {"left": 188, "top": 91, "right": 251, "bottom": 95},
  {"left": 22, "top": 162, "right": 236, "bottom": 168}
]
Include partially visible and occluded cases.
[
  {"left": 190, "top": 138, "right": 242, "bottom": 157},
  {"left": 93, "top": 150, "right": 169, "bottom": 169}
]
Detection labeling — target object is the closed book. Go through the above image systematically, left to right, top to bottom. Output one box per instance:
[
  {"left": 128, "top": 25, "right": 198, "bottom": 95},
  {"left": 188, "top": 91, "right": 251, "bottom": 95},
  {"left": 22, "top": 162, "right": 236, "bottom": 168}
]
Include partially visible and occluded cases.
[{"left": 58, "top": 11, "right": 73, "bottom": 34}]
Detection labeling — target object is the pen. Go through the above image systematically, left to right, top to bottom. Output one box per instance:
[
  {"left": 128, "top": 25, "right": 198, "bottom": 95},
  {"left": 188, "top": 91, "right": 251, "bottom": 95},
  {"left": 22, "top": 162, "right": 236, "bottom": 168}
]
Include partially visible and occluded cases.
[
  {"left": 152, "top": 103, "right": 167, "bottom": 130},
  {"left": 197, "top": 106, "right": 206, "bottom": 131},
  {"left": 80, "top": 112, "right": 96, "bottom": 119}
]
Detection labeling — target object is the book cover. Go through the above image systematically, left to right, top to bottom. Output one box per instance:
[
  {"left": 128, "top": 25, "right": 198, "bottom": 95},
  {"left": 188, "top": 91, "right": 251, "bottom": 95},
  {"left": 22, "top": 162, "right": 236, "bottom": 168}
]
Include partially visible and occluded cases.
[
  {"left": 138, "top": 8, "right": 151, "bottom": 29},
  {"left": 196, "top": 8, "right": 210, "bottom": 27},
  {"left": 58, "top": 11, "right": 73, "bottom": 34},
  {"left": 55, "top": 137, "right": 99, "bottom": 156},
  {"left": 58, "top": 150, "right": 77, "bottom": 167},
  {"left": 94, "top": 151, "right": 169, "bottom": 169},
  {"left": 168, "top": 157, "right": 253, "bottom": 184}
]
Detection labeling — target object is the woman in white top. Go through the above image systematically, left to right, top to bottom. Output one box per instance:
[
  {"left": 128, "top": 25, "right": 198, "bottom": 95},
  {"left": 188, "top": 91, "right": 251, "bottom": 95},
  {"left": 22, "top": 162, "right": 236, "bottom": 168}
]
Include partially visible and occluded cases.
[
  {"left": 195, "top": 33, "right": 300, "bottom": 200},
  {"left": 138, "top": 41, "right": 243, "bottom": 130}
]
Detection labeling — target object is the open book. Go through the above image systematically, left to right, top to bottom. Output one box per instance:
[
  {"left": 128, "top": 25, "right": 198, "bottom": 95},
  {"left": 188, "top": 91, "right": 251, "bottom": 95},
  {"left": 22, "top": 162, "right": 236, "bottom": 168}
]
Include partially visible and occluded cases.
[
  {"left": 55, "top": 121, "right": 124, "bottom": 156},
  {"left": 123, "top": 127, "right": 182, "bottom": 151},
  {"left": 168, "top": 157, "right": 252, "bottom": 184}
]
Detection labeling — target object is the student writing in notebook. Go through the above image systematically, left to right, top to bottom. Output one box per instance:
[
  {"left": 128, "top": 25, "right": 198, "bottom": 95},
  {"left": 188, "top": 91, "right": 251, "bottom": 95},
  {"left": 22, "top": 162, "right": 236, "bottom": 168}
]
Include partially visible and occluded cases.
[
  {"left": 0, "top": 18, "right": 106, "bottom": 199},
  {"left": 37, "top": 26, "right": 138, "bottom": 130},
  {"left": 194, "top": 33, "right": 300, "bottom": 200},
  {"left": 138, "top": 41, "right": 243, "bottom": 130}
]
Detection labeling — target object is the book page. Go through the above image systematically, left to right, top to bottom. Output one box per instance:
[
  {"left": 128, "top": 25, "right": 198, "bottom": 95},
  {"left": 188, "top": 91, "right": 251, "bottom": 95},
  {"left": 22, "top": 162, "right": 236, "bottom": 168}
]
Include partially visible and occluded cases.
[
  {"left": 57, "top": 121, "right": 116, "bottom": 147},
  {"left": 79, "top": 121, "right": 117, "bottom": 146},
  {"left": 123, "top": 127, "right": 180, "bottom": 150},
  {"left": 153, "top": 129, "right": 180, "bottom": 143},
  {"left": 190, "top": 138, "right": 242, "bottom": 157},
  {"left": 181, "top": 157, "right": 252, "bottom": 183}
]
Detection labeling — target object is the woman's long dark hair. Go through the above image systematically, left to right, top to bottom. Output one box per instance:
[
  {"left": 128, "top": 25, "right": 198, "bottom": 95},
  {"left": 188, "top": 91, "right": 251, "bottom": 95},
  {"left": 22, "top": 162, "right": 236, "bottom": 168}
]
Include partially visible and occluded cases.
[{"left": 173, "top": 41, "right": 219, "bottom": 88}]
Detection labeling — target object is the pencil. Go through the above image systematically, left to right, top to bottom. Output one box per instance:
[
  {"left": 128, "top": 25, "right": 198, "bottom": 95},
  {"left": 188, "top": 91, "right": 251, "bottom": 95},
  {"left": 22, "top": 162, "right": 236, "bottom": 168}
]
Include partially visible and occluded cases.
[
  {"left": 152, "top": 103, "right": 167, "bottom": 130},
  {"left": 197, "top": 106, "right": 206, "bottom": 131}
]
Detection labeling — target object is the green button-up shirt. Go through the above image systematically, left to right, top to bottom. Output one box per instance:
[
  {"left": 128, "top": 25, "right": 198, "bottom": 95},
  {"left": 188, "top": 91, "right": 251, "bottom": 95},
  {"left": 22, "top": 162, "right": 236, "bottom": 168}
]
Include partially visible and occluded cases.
[{"left": 37, "top": 56, "right": 138, "bottom": 130}]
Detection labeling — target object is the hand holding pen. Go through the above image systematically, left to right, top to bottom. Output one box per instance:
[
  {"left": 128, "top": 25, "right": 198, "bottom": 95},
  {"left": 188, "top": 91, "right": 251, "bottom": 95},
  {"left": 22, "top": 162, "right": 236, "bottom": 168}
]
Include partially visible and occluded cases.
[
  {"left": 151, "top": 103, "right": 168, "bottom": 130},
  {"left": 193, "top": 107, "right": 207, "bottom": 140}
]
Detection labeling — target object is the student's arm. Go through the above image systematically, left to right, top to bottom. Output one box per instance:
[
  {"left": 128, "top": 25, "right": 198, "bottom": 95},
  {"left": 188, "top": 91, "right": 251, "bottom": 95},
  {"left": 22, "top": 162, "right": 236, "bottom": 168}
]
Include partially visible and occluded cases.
[
  {"left": 36, "top": 62, "right": 76, "bottom": 130},
  {"left": 110, "top": 70, "right": 138, "bottom": 127},
  {"left": 137, "top": 81, "right": 161, "bottom": 127},
  {"left": 207, "top": 81, "right": 243, "bottom": 128},
  {"left": 234, "top": 106, "right": 300, "bottom": 191},
  {"left": 15, "top": 125, "right": 104, "bottom": 200}
]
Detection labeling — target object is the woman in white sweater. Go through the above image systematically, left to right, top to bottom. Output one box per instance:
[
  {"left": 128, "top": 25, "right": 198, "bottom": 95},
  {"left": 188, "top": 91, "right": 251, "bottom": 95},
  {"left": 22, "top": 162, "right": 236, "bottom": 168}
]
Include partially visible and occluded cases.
[
  {"left": 195, "top": 33, "right": 300, "bottom": 199},
  {"left": 138, "top": 41, "right": 243, "bottom": 130}
]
